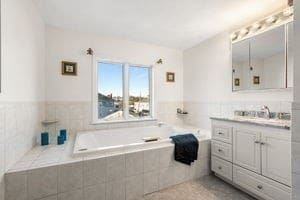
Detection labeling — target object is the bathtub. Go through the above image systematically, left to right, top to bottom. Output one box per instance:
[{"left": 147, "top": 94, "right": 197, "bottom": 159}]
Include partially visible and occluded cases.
[
  {"left": 6, "top": 124, "right": 211, "bottom": 200},
  {"left": 73, "top": 124, "right": 207, "bottom": 156}
]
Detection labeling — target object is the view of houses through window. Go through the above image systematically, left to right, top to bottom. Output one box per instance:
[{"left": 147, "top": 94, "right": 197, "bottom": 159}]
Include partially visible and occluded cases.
[{"left": 97, "top": 62, "right": 151, "bottom": 121}]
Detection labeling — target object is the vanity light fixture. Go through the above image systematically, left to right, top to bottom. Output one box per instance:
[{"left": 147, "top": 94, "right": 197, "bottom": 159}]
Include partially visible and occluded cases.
[{"left": 231, "top": 6, "right": 293, "bottom": 43}]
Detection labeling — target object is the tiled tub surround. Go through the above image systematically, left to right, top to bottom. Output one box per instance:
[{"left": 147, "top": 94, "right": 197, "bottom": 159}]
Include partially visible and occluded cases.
[
  {"left": 0, "top": 101, "right": 45, "bottom": 200},
  {"left": 44, "top": 101, "right": 184, "bottom": 144},
  {"left": 183, "top": 101, "right": 292, "bottom": 129},
  {"left": 73, "top": 125, "right": 205, "bottom": 156},
  {"left": 5, "top": 134, "right": 211, "bottom": 200}
]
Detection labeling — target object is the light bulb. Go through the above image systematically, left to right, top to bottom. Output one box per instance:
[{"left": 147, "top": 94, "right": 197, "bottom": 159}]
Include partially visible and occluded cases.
[
  {"left": 283, "top": 7, "right": 293, "bottom": 17},
  {"left": 266, "top": 16, "right": 277, "bottom": 24},
  {"left": 250, "top": 23, "right": 261, "bottom": 32},
  {"left": 240, "top": 29, "right": 249, "bottom": 36},
  {"left": 231, "top": 33, "right": 237, "bottom": 40}
]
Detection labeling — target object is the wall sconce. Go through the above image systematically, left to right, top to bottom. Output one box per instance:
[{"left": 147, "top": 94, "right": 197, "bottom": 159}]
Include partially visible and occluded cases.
[
  {"left": 87, "top": 48, "right": 94, "bottom": 55},
  {"left": 156, "top": 59, "right": 163, "bottom": 64}
]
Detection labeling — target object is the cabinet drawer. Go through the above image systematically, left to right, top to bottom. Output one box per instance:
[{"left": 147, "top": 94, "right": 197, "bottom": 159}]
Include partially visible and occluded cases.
[
  {"left": 212, "top": 125, "right": 232, "bottom": 144},
  {"left": 211, "top": 140, "right": 232, "bottom": 162},
  {"left": 212, "top": 156, "right": 233, "bottom": 181},
  {"left": 233, "top": 165, "right": 291, "bottom": 200}
]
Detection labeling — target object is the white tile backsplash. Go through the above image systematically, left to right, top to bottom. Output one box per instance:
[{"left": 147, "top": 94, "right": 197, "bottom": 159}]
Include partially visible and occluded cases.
[
  {"left": 1, "top": 101, "right": 44, "bottom": 200},
  {"left": 44, "top": 101, "right": 184, "bottom": 137},
  {"left": 183, "top": 101, "right": 291, "bottom": 129},
  {"left": 5, "top": 138, "right": 211, "bottom": 200},
  {"left": 143, "top": 149, "right": 159, "bottom": 173},
  {"left": 125, "top": 151, "right": 144, "bottom": 177},
  {"left": 106, "top": 154, "right": 126, "bottom": 181},
  {"left": 83, "top": 157, "right": 107, "bottom": 186},
  {"left": 58, "top": 162, "right": 83, "bottom": 193},
  {"left": 27, "top": 166, "right": 58, "bottom": 200},
  {"left": 5, "top": 171, "right": 27, "bottom": 200},
  {"left": 143, "top": 171, "right": 159, "bottom": 195},
  {"left": 125, "top": 174, "right": 144, "bottom": 200},
  {"left": 106, "top": 179, "right": 126, "bottom": 200},
  {"left": 83, "top": 183, "right": 106, "bottom": 200},
  {"left": 58, "top": 189, "right": 83, "bottom": 200}
]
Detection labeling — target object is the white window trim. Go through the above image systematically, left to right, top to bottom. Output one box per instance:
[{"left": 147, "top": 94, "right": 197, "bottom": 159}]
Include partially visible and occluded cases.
[{"left": 92, "top": 57, "right": 156, "bottom": 124}]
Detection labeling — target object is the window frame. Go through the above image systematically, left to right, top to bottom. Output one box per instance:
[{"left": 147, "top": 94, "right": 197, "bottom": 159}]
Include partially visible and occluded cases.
[{"left": 92, "top": 57, "right": 155, "bottom": 124}]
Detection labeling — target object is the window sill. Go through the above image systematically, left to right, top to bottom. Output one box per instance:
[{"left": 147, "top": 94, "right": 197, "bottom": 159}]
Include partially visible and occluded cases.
[{"left": 91, "top": 118, "right": 158, "bottom": 125}]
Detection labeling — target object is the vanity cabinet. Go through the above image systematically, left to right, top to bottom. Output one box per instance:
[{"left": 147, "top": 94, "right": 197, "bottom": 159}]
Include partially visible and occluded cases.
[
  {"left": 211, "top": 119, "right": 291, "bottom": 200},
  {"left": 233, "top": 128, "right": 261, "bottom": 173}
]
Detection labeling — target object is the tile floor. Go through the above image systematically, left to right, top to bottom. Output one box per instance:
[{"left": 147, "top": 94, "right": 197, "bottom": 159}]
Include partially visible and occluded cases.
[{"left": 135, "top": 175, "right": 256, "bottom": 200}]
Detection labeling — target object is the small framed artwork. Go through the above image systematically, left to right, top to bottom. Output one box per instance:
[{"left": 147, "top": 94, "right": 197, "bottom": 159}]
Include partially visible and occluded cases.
[
  {"left": 62, "top": 61, "right": 77, "bottom": 76},
  {"left": 166, "top": 72, "right": 175, "bottom": 82},
  {"left": 253, "top": 76, "right": 260, "bottom": 85},
  {"left": 234, "top": 78, "right": 240, "bottom": 86}
]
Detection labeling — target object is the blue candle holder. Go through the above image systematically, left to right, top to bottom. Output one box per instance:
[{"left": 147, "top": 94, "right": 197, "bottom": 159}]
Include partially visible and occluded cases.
[
  {"left": 60, "top": 129, "right": 67, "bottom": 141},
  {"left": 41, "top": 132, "right": 49, "bottom": 146},
  {"left": 57, "top": 135, "right": 64, "bottom": 145}
]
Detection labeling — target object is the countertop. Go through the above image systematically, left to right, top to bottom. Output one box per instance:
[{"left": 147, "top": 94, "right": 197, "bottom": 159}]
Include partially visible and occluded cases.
[{"left": 210, "top": 116, "right": 291, "bottom": 130}]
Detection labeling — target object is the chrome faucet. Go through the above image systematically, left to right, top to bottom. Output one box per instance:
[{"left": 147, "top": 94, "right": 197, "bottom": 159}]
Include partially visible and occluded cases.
[{"left": 261, "top": 105, "right": 271, "bottom": 119}]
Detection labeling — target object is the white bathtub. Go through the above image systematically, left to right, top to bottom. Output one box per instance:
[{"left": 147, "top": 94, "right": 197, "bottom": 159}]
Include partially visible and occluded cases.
[{"left": 73, "top": 124, "right": 207, "bottom": 156}]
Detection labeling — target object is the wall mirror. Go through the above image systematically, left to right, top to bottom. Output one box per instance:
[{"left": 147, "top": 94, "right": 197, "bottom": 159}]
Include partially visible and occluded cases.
[{"left": 232, "top": 23, "right": 292, "bottom": 91}]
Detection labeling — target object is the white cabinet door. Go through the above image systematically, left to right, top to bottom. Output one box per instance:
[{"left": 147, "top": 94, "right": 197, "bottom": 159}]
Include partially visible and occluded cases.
[
  {"left": 233, "top": 128, "right": 261, "bottom": 173},
  {"left": 261, "top": 131, "right": 291, "bottom": 186}
]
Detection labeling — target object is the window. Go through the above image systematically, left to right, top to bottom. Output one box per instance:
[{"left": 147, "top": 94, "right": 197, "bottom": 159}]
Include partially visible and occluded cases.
[
  {"left": 93, "top": 60, "right": 153, "bottom": 123},
  {"left": 129, "top": 66, "right": 151, "bottom": 119}
]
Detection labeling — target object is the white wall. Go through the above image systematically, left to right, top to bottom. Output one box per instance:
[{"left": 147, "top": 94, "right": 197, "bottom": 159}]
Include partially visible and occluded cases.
[
  {"left": 0, "top": 0, "right": 45, "bottom": 199},
  {"left": 0, "top": 0, "right": 45, "bottom": 101},
  {"left": 43, "top": 26, "right": 184, "bottom": 138},
  {"left": 45, "top": 26, "right": 183, "bottom": 102},
  {"left": 183, "top": 32, "right": 292, "bottom": 129},
  {"left": 183, "top": 32, "right": 292, "bottom": 102}
]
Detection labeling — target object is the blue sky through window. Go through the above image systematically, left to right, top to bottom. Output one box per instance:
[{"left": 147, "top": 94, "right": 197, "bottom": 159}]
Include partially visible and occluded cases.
[
  {"left": 98, "top": 62, "right": 150, "bottom": 97},
  {"left": 98, "top": 62, "right": 123, "bottom": 96},
  {"left": 129, "top": 66, "right": 149, "bottom": 97}
]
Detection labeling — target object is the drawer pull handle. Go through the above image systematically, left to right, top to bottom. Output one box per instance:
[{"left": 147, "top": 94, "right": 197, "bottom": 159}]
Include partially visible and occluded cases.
[
  {"left": 218, "top": 132, "right": 223, "bottom": 135},
  {"left": 254, "top": 141, "right": 260, "bottom": 144},
  {"left": 260, "top": 142, "right": 266, "bottom": 145},
  {"left": 218, "top": 149, "right": 222, "bottom": 152},
  {"left": 218, "top": 166, "right": 222, "bottom": 170},
  {"left": 257, "top": 185, "right": 263, "bottom": 190}
]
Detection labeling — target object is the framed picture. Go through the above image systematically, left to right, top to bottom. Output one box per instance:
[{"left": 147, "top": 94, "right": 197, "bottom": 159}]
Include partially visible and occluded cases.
[
  {"left": 62, "top": 61, "right": 77, "bottom": 76},
  {"left": 166, "top": 72, "right": 175, "bottom": 82},
  {"left": 253, "top": 76, "right": 260, "bottom": 85},
  {"left": 234, "top": 78, "right": 240, "bottom": 86}
]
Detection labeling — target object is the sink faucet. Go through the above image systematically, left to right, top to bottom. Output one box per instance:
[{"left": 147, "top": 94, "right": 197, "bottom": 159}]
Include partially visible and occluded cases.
[{"left": 261, "top": 105, "right": 271, "bottom": 119}]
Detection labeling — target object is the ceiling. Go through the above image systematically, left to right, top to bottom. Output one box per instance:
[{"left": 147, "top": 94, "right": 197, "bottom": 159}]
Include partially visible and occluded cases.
[{"left": 34, "top": 0, "right": 287, "bottom": 49}]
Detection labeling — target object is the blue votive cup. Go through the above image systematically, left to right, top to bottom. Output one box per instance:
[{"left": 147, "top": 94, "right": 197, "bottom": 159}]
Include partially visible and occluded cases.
[
  {"left": 60, "top": 129, "right": 67, "bottom": 141},
  {"left": 41, "top": 132, "right": 49, "bottom": 146},
  {"left": 57, "top": 135, "right": 64, "bottom": 145}
]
